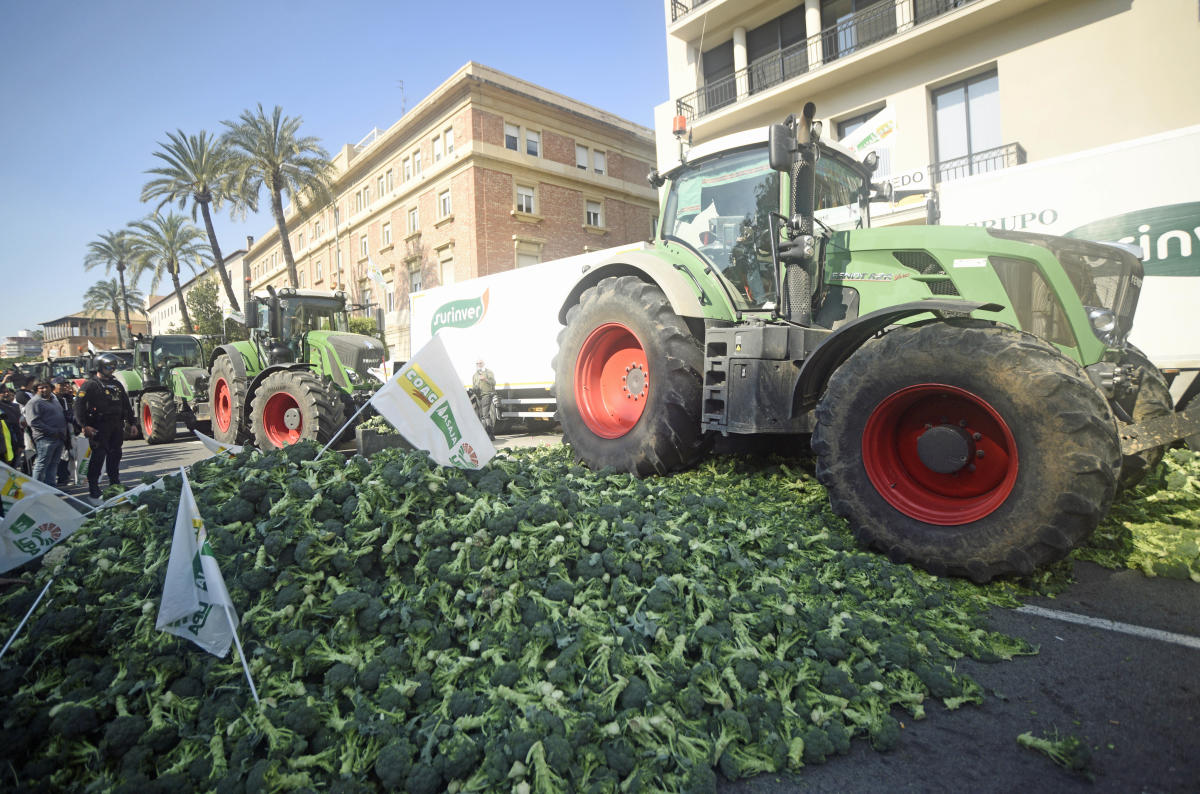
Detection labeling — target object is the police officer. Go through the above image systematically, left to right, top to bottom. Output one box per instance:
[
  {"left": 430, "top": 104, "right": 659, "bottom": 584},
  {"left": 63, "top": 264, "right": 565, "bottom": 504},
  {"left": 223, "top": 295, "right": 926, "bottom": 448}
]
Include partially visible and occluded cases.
[{"left": 74, "top": 353, "right": 135, "bottom": 499}]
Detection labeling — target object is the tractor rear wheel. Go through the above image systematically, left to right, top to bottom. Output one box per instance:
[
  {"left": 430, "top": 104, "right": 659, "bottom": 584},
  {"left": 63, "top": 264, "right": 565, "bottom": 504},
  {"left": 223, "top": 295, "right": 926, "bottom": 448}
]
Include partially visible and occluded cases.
[
  {"left": 553, "top": 275, "right": 708, "bottom": 476},
  {"left": 812, "top": 320, "right": 1121, "bottom": 582},
  {"left": 1114, "top": 346, "right": 1173, "bottom": 491},
  {"left": 209, "top": 355, "right": 247, "bottom": 445},
  {"left": 250, "top": 370, "right": 341, "bottom": 449},
  {"left": 140, "top": 392, "right": 177, "bottom": 445}
]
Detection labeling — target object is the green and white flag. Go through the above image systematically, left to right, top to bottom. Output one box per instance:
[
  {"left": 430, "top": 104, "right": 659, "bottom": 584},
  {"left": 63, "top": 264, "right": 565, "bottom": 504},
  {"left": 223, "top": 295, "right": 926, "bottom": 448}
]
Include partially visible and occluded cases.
[
  {"left": 370, "top": 335, "right": 495, "bottom": 469},
  {"left": 191, "top": 429, "right": 243, "bottom": 460},
  {"left": 0, "top": 462, "right": 86, "bottom": 574},
  {"left": 156, "top": 468, "right": 239, "bottom": 657}
]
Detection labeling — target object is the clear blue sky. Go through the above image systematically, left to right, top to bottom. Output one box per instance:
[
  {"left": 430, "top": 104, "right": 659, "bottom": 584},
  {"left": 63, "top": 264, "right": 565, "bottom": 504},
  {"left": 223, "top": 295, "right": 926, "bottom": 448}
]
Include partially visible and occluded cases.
[{"left": 0, "top": 0, "right": 668, "bottom": 338}]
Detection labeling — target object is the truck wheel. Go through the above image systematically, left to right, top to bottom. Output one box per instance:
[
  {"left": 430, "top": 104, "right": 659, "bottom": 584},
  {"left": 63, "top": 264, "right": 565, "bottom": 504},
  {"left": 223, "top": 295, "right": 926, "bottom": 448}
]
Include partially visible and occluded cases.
[
  {"left": 553, "top": 275, "right": 708, "bottom": 476},
  {"left": 812, "top": 320, "right": 1121, "bottom": 582},
  {"left": 1114, "top": 346, "right": 1173, "bottom": 490},
  {"left": 209, "top": 355, "right": 247, "bottom": 445},
  {"left": 250, "top": 370, "right": 341, "bottom": 449},
  {"left": 141, "top": 392, "right": 178, "bottom": 445}
]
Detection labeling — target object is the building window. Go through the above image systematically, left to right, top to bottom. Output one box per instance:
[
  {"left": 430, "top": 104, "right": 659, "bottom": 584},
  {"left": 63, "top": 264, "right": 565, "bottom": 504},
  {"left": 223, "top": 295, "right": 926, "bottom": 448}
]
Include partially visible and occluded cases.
[
  {"left": 821, "top": 0, "right": 896, "bottom": 61},
  {"left": 933, "top": 70, "right": 1001, "bottom": 177},
  {"left": 837, "top": 108, "right": 879, "bottom": 140},
  {"left": 504, "top": 123, "right": 519, "bottom": 151},
  {"left": 444, "top": 126, "right": 454, "bottom": 156},
  {"left": 526, "top": 129, "right": 540, "bottom": 157},
  {"left": 433, "top": 135, "right": 443, "bottom": 161},
  {"left": 576, "top": 144, "right": 588, "bottom": 170},
  {"left": 413, "top": 150, "right": 422, "bottom": 177},
  {"left": 593, "top": 151, "right": 606, "bottom": 175},
  {"left": 403, "top": 157, "right": 412, "bottom": 181},
  {"left": 386, "top": 168, "right": 394, "bottom": 192},
  {"left": 377, "top": 175, "right": 384, "bottom": 196},
  {"left": 516, "top": 185, "right": 535, "bottom": 214},
  {"left": 355, "top": 189, "right": 365, "bottom": 212},
  {"left": 439, "top": 190, "right": 452, "bottom": 218},
  {"left": 586, "top": 200, "right": 603, "bottom": 227},
  {"left": 408, "top": 207, "right": 419, "bottom": 233},
  {"left": 314, "top": 219, "right": 322, "bottom": 237},
  {"left": 382, "top": 222, "right": 392, "bottom": 247},
  {"left": 296, "top": 232, "right": 305, "bottom": 250},
  {"left": 360, "top": 235, "right": 369, "bottom": 258},
  {"left": 517, "top": 252, "right": 540, "bottom": 268},
  {"left": 440, "top": 256, "right": 454, "bottom": 286},
  {"left": 315, "top": 260, "right": 323, "bottom": 281},
  {"left": 410, "top": 268, "right": 423, "bottom": 293},
  {"left": 299, "top": 270, "right": 306, "bottom": 287},
  {"left": 386, "top": 289, "right": 395, "bottom": 313}
]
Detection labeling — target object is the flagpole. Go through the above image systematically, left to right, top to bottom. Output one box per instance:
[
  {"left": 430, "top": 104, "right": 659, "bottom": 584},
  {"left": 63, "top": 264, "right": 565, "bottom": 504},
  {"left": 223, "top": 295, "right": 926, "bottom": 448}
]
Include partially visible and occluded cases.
[
  {"left": 319, "top": 396, "right": 376, "bottom": 456},
  {"left": 0, "top": 578, "right": 52, "bottom": 662},
  {"left": 223, "top": 604, "right": 260, "bottom": 705}
]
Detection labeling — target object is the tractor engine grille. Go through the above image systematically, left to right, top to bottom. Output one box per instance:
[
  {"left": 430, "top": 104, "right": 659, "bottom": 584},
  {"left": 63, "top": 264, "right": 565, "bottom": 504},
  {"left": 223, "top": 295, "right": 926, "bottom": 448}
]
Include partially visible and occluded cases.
[
  {"left": 987, "top": 229, "right": 1143, "bottom": 344},
  {"left": 893, "top": 250, "right": 960, "bottom": 296},
  {"left": 327, "top": 334, "right": 386, "bottom": 388}
]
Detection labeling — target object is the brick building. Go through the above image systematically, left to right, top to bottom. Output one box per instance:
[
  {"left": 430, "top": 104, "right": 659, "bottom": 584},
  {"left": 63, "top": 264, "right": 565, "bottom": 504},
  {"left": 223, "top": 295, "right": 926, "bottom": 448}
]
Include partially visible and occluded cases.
[
  {"left": 245, "top": 62, "right": 658, "bottom": 358},
  {"left": 39, "top": 309, "right": 150, "bottom": 359}
]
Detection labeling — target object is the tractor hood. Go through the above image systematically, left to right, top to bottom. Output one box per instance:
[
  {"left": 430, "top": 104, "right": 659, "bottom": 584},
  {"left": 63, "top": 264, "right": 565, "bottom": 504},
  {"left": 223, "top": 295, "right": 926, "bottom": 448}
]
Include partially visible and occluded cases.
[{"left": 308, "top": 331, "right": 387, "bottom": 389}]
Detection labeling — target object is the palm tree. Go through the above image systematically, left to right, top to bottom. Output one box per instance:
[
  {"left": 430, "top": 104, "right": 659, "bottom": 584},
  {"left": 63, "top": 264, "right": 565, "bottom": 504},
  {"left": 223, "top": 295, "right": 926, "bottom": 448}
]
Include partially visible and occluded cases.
[
  {"left": 221, "top": 104, "right": 332, "bottom": 287},
  {"left": 141, "top": 129, "right": 243, "bottom": 312},
  {"left": 129, "top": 212, "right": 210, "bottom": 333},
  {"left": 83, "top": 230, "right": 139, "bottom": 346},
  {"left": 82, "top": 279, "right": 145, "bottom": 346}
]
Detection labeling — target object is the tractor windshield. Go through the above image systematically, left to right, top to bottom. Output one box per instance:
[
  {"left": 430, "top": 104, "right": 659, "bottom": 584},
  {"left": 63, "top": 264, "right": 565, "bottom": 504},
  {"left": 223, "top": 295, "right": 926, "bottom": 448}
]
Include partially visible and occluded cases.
[
  {"left": 662, "top": 146, "right": 781, "bottom": 308},
  {"left": 813, "top": 149, "right": 869, "bottom": 231},
  {"left": 279, "top": 297, "right": 349, "bottom": 336}
]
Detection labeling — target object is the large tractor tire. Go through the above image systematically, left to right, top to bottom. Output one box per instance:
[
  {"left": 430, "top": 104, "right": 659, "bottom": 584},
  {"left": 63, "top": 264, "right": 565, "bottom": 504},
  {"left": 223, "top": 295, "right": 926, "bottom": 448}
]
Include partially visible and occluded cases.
[
  {"left": 553, "top": 275, "right": 709, "bottom": 476},
  {"left": 812, "top": 320, "right": 1121, "bottom": 582},
  {"left": 1114, "top": 346, "right": 1174, "bottom": 491},
  {"left": 209, "top": 355, "right": 247, "bottom": 445},
  {"left": 250, "top": 370, "right": 341, "bottom": 449},
  {"left": 140, "top": 392, "right": 178, "bottom": 445}
]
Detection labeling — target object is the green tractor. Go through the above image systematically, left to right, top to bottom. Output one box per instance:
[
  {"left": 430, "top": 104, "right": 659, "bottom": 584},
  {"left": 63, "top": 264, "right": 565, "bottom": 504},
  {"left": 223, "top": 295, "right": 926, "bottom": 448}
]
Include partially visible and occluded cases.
[
  {"left": 554, "top": 104, "right": 1196, "bottom": 582},
  {"left": 207, "top": 288, "right": 386, "bottom": 449},
  {"left": 116, "top": 335, "right": 213, "bottom": 444}
]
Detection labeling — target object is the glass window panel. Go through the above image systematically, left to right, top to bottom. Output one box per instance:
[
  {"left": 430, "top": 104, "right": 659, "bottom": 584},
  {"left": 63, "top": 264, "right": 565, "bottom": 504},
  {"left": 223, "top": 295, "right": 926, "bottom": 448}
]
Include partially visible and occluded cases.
[{"left": 934, "top": 84, "right": 969, "bottom": 161}]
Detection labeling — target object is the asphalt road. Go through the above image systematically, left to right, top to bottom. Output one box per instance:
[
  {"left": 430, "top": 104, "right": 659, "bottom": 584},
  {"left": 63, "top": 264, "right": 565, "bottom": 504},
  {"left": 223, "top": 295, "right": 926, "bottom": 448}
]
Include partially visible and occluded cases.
[{"left": 63, "top": 426, "right": 1200, "bottom": 792}]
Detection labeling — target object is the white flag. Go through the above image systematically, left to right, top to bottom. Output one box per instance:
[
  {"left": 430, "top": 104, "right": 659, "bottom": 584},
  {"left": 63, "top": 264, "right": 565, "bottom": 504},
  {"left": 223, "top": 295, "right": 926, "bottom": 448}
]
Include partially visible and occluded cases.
[
  {"left": 367, "top": 256, "right": 387, "bottom": 289},
  {"left": 222, "top": 309, "right": 245, "bottom": 325},
  {"left": 370, "top": 336, "right": 495, "bottom": 469},
  {"left": 87, "top": 340, "right": 98, "bottom": 354},
  {"left": 192, "top": 429, "right": 243, "bottom": 459},
  {"left": 71, "top": 435, "right": 92, "bottom": 484},
  {"left": 1, "top": 461, "right": 61, "bottom": 515},
  {"left": 156, "top": 469, "right": 239, "bottom": 657},
  {"left": 91, "top": 477, "right": 165, "bottom": 512},
  {"left": 0, "top": 489, "right": 86, "bottom": 574}
]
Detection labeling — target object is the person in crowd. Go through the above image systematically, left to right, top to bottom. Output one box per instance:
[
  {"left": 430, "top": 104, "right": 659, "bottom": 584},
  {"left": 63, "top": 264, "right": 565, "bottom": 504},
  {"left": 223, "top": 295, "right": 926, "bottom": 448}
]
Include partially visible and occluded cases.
[
  {"left": 74, "top": 354, "right": 135, "bottom": 499},
  {"left": 473, "top": 359, "right": 496, "bottom": 398},
  {"left": 13, "top": 374, "right": 35, "bottom": 407},
  {"left": 51, "top": 377, "right": 79, "bottom": 485},
  {"left": 22, "top": 380, "right": 68, "bottom": 486},
  {"left": 0, "top": 384, "right": 24, "bottom": 471}
]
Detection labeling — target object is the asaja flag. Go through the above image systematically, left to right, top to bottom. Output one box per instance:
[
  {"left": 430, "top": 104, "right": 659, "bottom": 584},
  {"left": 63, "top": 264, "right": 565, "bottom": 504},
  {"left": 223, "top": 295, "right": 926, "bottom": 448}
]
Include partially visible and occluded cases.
[
  {"left": 367, "top": 256, "right": 387, "bottom": 290},
  {"left": 370, "top": 335, "right": 495, "bottom": 469},
  {"left": 192, "top": 429, "right": 243, "bottom": 460},
  {"left": 71, "top": 435, "right": 92, "bottom": 484},
  {"left": 2, "top": 459, "right": 86, "bottom": 573},
  {"left": 156, "top": 468, "right": 239, "bottom": 657}
]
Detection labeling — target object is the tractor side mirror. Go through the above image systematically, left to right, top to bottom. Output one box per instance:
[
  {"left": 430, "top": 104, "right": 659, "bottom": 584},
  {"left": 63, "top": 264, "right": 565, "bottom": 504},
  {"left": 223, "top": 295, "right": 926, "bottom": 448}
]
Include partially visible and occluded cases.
[{"left": 768, "top": 124, "right": 794, "bottom": 172}]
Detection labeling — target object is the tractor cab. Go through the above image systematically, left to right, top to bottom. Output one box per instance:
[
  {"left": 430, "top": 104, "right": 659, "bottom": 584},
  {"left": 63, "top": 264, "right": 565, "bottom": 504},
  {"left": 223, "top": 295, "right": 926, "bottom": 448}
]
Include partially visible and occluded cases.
[{"left": 136, "top": 335, "right": 207, "bottom": 389}]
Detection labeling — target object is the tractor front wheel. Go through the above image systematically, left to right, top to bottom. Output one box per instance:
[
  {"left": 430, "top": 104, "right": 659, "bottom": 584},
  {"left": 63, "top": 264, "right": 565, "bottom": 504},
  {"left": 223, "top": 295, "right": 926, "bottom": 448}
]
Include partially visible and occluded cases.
[
  {"left": 553, "top": 275, "right": 708, "bottom": 476},
  {"left": 812, "top": 320, "right": 1121, "bottom": 582},
  {"left": 1114, "top": 346, "right": 1174, "bottom": 491},
  {"left": 209, "top": 355, "right": 247, "bottom": 445},
  {"left": 250, "top": 370, "right": 341, "bottom": 449},
  {"left": 141, "top": 392, "right": 177, "bottom": 445}
]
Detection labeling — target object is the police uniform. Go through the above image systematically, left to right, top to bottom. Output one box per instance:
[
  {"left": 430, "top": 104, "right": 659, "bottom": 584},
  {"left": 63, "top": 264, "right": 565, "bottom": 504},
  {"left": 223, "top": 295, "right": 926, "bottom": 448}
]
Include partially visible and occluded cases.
[{"left": 74, "top": 372, "right": 135, "bottom": 497}]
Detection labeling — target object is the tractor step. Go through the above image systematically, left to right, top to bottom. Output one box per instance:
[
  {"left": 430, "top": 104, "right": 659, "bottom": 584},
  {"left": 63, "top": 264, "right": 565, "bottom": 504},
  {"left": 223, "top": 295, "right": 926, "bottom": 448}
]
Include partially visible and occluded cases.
[{"left": 1119, "top": 401, "right": 1200, "bottom": 455}]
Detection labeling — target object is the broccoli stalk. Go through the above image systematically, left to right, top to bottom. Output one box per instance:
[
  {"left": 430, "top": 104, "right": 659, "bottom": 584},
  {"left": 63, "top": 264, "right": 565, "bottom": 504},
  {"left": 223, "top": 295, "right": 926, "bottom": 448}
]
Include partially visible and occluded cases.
[{"left": 1017, "top": 730, "right": 1093, "bottom": 774}]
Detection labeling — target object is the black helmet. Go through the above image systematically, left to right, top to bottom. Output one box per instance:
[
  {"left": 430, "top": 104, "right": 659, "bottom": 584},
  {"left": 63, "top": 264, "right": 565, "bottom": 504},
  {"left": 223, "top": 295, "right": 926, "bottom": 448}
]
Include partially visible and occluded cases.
[{"left": 92, "top": 352, "right": 122, "bottom": 373}]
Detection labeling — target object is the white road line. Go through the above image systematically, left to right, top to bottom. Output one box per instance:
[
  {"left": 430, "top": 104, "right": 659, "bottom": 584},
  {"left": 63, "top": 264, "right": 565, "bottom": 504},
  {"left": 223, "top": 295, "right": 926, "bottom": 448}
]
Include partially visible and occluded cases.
[{"left": 1015, "top": 605, "right": 1200, "bottom": 650}]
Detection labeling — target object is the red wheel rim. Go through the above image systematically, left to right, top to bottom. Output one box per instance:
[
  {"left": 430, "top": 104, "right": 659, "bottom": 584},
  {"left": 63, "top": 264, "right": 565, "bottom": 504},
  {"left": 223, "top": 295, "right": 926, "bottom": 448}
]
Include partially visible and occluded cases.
[
  {"left": 574, "top": 323, "right": 649, "bottom": 439},
  {"left": 214, "top": 378, "right": 232, "bottom": 433},
  {"left": 862, "top": 384, "right": 1018, "bottom": 525},
  {"left": 262, "top": 392, "right": 302, "bottom": 447},
  {"left": 142, "top": 402, "right": 153, "bottom": 437}
]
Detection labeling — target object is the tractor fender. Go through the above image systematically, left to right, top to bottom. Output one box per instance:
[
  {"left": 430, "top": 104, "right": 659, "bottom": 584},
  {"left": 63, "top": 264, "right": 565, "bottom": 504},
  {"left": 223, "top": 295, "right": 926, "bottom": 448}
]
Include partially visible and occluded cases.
[
  {"left": 557, "top": 250, "right": 726, "bottom": 325},
  {"left": 794, "top": 299, "right": 1003, "bottom": 413},
  {"left": 209, "top": 344, "right": 250, "bottom": 380},
  {"left": 244, "top": 363, "right": 315, "bottom": 423}
]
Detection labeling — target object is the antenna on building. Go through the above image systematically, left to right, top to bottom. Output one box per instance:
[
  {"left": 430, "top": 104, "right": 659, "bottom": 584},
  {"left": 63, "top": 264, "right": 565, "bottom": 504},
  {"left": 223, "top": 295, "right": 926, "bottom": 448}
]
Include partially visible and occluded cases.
[{"left": 397, "top": 80, "right": 407, "bottom": 116}]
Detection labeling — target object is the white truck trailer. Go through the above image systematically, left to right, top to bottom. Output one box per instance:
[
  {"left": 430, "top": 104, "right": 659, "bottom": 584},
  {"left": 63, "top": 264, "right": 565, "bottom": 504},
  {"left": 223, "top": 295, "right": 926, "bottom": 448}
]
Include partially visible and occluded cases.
[
  {"left": 931, "top": 125, "right": 1200, "bottom": 408},
  {"left": 409, "top": 244, "right": 649, "bottom": 427}
]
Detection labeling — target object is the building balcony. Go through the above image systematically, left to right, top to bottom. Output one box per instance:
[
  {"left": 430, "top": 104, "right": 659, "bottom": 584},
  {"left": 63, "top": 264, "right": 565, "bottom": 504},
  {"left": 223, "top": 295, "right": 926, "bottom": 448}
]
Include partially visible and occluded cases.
[
  {"left": 670, "top": 0, "right": 712, "bottom": 23},
  {"left": 677, "top": 0, "right": 985, "bottom": 121},
  {"left": 930, "top": 142, "right": 1026, "bottom": 184}
]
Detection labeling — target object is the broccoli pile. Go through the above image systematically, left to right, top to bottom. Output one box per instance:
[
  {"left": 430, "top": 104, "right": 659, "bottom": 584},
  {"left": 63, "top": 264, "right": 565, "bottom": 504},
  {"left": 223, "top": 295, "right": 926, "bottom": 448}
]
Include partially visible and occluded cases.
[{"left": 5, "top": 440, "right": 1185, "bottom": 791}]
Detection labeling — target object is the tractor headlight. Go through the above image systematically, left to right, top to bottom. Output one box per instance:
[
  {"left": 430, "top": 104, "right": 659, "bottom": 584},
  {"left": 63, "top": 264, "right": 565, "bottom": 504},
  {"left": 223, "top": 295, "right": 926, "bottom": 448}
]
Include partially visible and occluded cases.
[{"left": 1086, "top": 306, "right": 1119, "bottom": 344}]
